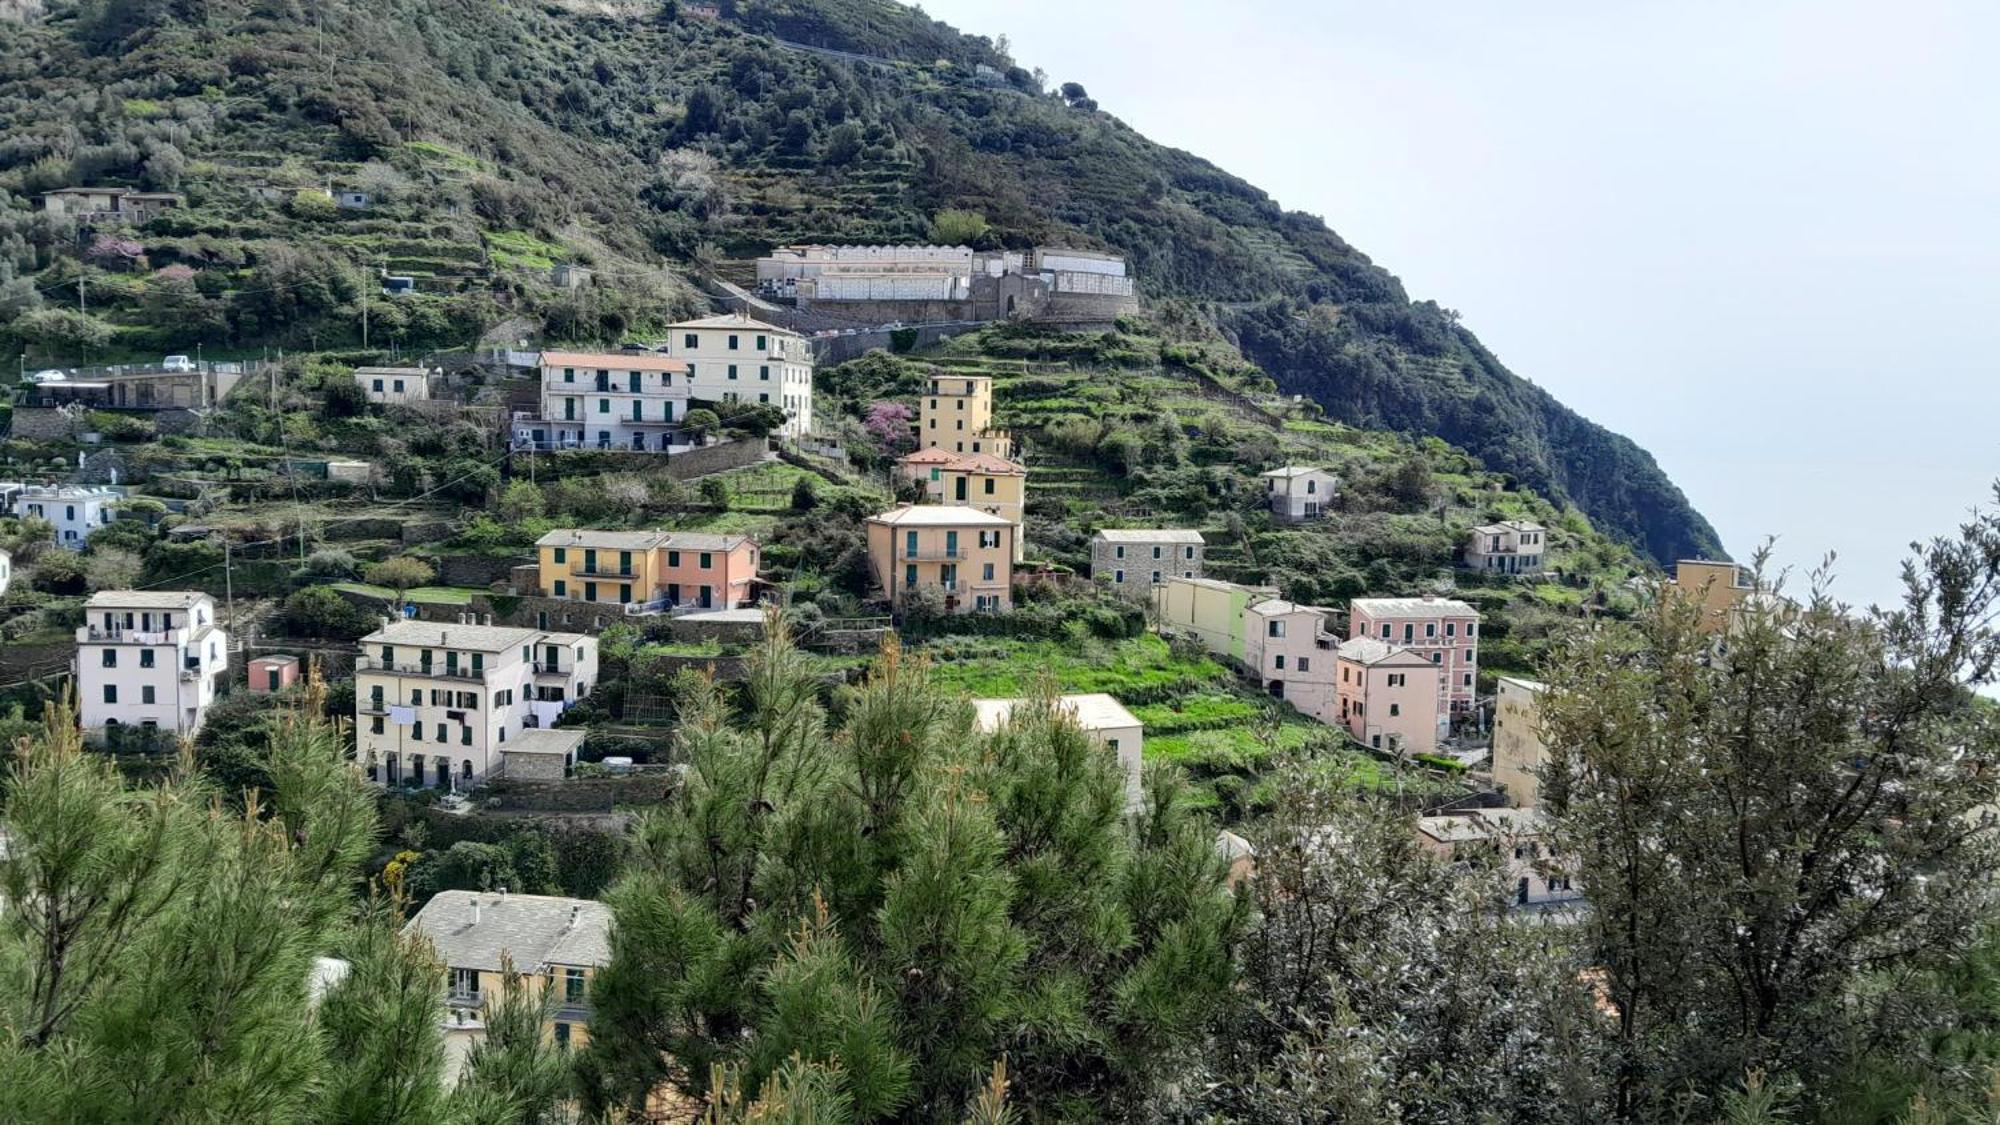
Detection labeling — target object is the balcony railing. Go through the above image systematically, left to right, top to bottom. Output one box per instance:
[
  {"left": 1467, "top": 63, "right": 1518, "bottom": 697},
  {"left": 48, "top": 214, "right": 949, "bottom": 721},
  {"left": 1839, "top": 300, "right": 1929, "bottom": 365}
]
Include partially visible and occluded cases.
[
  {"left": 900, "top": 548, "right": 968, "bottom": 561},
  {"left": 571, "top": 563, "right": 638, "bottom": 579},
  {"left": 80, "top": 626, "right": 178, "bottom": 645},
  {"left": 356, "top": 656, "right": 487, "bottom": 681},
  {"left": 532, "top": 661, "right": 573, "bottom": 676}
]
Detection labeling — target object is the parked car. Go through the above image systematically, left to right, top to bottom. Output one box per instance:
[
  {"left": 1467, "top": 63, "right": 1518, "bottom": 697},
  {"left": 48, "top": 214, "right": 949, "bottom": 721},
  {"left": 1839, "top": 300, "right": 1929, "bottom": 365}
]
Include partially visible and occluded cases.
[
  {"left": 161, "top": 355, "right": 196, "bottom": 372},
  {"left": 29, "top": 369, "right": 68, "bottom": 383}
]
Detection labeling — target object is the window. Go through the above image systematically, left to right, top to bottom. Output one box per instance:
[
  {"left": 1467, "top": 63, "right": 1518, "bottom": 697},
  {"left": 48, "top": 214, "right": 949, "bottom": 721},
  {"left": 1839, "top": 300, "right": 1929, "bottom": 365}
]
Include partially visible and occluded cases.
[
  {"left": 683, "top": 333, "right": 698, "bottom": 348},
  {"left": 727, "top": 334, "right": 739, "bottom": 349},
  {"left": 756, "top": 334, "right": 767, "bottom": 349},
  {"left": 728, "top": 364, "right": 738, "bottom": 380},
  {"left": 760, "top": 365, "right": 770, "bottom": 380},
  {"left": 563, "top": 367, "right": 575, "bottom": 382},
  {"left": 371, "top": 379, "right": 383, "bottom": 392},
  {"left": 393, "top": 379, "right": 405, "bottom": 393},
  {"left": 597, "top": 398, "right": 608, "bottom": 414},
  {"left": 983, "top": 478, "right": 995, "bottom": 495},
  {"left": 1115, "top": 545, "right": 1125, "bottom": 560},
  {"left": 1185, "top": 545, "right": 1196, "bottom": 559},
  {"left": 1152, "top": 546, "right": 1162, "bottom": 560},
  {"left": 699, "top": 552, "right": 712, "bottom": 569},
  {"left": 983, "top": 562, "right": 995, "bottom": 580},
  {"left": 905, "top": 564, "right": 918, "bottom": 587},
  {"left": 1114, "top": 569, "right": 1125, "bottom": 583},
  {"left": 1150, "top": 570, "right": 1161, "bottom": 584},
  {"left": 554, "top": 579, "right": 567, "bottom": 597},
  {"left": 1268, "top": 620, "right": 1286, "bottom": 638},
  {"left": 1445, "top": 622, "right": 1456, "bottom": 637},
  {"left": 1425, "top": 623, "right": 1436, "bottom": 638},
  {"left": 101, "top": 649, "right": 116, "bottom": 667},
  {"left": 1466, "top": 649, "right": 1475, "bottom": 664},
  {"left": 1275, "top": 654, "right": 1286, "bottom": 670},
  {"left": 1297, "top": 657, "right": 1310, "bottom": 673},
  {"left": 1388, "top": 673, "right": 1406, "bottom": 688},
  {"left": 1464, "top": 673, "right": 1473, "bottom": 687},
  {"left": 102, "top": 685, "right": 116, "bottom": 704},
  {"left": 142, "top": 686, "right": 155, "bottom": 705},
  {"left": 1389, "top": 703, "right": 1401, "bottom": 716},
  {"left": 371, "top": 716, "right": 384, "bottom": 734},
  {"left": 412, "top": 721, "right": 423, "bottom": 740},
  {"left": 461, "top": 726, "right": 472, "bottom": 746},
  {"left": 450, "top": 967, "right": 477, "bottom": 999},
  {"left": 566, "top": 967, "right": 586, "bottom": 1002},
  {"left": 554, "top": 1022, "right": 572, "bottom": 1050}
]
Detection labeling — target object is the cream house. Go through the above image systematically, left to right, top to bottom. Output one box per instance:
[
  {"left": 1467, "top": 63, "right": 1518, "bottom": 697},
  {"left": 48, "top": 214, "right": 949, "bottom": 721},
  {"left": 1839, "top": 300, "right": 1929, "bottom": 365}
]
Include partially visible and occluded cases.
[
  {"left": 663, "top": 313, "right": 815, "bottom": 436},
  {"left": 513, "top": 351, "right": 693, "bottom": 453},
  {"left": 355, "top": 365, "right": 433, "bottom": 405},
  {"left": 917, "top": 373, "right": 1012, "bottom": 457},
  {"left": 895, "top": 450, "right": 1028, "bottom": 561},
  {"left": 1260, "top": 466, "right": 1338, "bottom": 523},
  {"left": 864, "top": 505, "right": 1014, "bottom": 613},
  {"left": 1465, "top": 520, "right": 1547, "bottom": 576},
  {"left": 1090, "top": 529, "right": 1204, "bottom": 596},
  {"left": 1665, "top": 559, "right": 1755, "bottom": 634},
  {"left": 1153, "top": 576, "right": 1277, "bottom": 664},
  {"left": 75, "top": 590, "right": 229, "bottom": 741},
  {"left": 355, "top": 618, "right": 597, "bottom": 789},
  {"left": 1491, "top": 677, "right": 1548, "bottom": 807},
  {"left": 973, "top": 693, "right": 1144, "bottom": 810},
  {"left": 403, "top": 890, "right": 611, "bottom": 1081}
]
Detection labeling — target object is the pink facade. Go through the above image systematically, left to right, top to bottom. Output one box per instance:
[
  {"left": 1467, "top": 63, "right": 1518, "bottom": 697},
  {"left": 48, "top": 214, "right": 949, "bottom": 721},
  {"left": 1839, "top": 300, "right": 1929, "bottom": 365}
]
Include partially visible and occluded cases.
[
  {"left": 657, "top": 535, "right": 759, "bottom": 610},
  {"left": 1348, "top": 596, "right": 1481, "bottom": 714},
  {"left": 1244, "top": 601, "right": 1341, "bottom": 723},
  {"left": 1334, "top": 639, "right": 1442, "bottom": 754},
  {"left": 247, "top": 655, "right": 301, "bottom": 694}
]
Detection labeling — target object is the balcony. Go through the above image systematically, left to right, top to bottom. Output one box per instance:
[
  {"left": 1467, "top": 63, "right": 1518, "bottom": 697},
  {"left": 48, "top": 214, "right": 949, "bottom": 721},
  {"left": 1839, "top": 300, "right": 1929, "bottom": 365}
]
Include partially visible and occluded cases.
[
  {"left": 901, "top": 547, "right": 968, "bottom": 562},
  {"left": 571, "top": 563, "right": 639, "bottom": 579},
  {"left": 79, "top": 626, "right": 178, "bottom": 645},
  {"left": 356, "top": 656, "right": 487, "bottom": 681}
]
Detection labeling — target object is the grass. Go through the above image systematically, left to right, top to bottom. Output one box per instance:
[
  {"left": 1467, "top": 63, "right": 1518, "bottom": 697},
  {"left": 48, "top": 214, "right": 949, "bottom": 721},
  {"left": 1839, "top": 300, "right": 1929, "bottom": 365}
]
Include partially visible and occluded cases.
[
  {"left": 484, "top": 229, "right": 567, "bottom": 270},
  {"left": 921, "top": 634, "right": 1229, "bottom": 701}
]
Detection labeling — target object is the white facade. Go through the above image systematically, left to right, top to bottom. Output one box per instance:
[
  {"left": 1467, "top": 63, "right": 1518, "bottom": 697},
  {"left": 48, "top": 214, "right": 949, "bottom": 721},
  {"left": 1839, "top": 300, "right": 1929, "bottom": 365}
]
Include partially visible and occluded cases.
[
  {"left": 1033, "top": 248, "right": 1128, "bottom": 277},
  {"left": 802, "top": 273, "right": 967, "bottom": 301},
  {"left": 664, "top": 314, "right": 814, "bottom": 437},
  {"left": 514, "top": 351, "right": 695, "bottom": 453},
  {"left": 356, "top": 366, "right": 432, "bottom": 405},
  {"left": 1260, "top": 467, "right": 1338, "bottom": 523},
  {"left": 21, "top": 485, "right": 120, "bottom": 550},
  {"left": 1465, "top": 520, "right": 1548, "bottom": 576},
  {"left": 0, "top": 547, "right": 10, "bottom": 599},
  {"left": 76, "top": 591, "right": 229, "bottom": 738},
  {"left": 355, "top": 619, "right": 599, "bottom": 790},
  {"left": 973, "top": 693, "right": 1144, "bottom": 810}
]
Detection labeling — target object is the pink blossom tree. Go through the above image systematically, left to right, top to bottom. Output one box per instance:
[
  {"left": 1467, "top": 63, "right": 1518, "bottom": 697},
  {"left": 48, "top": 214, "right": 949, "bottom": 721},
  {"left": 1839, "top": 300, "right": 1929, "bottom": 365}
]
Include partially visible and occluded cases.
[{"left": 862, "top": 401, "right": 915, "bottom": 452}]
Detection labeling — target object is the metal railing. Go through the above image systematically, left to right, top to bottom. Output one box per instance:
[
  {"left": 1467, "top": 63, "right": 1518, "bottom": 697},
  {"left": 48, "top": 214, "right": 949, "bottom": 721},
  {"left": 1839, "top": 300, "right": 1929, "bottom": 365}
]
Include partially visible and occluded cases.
[
  {"left": 899, "top": 548, "right": 968, "bottom": 561},
  {"left": 81, "top": 626, "right": 177, "bottom": 645},
  {"left": 355, "top": 657, "right": 486, "bottom": 681}
]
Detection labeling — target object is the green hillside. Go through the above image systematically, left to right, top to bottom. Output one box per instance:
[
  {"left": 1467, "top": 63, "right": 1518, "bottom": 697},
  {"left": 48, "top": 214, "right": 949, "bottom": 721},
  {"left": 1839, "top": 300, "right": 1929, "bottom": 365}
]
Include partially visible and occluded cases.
[{"left": 0, "top": 0, "right": 1720, "bottom": 563}]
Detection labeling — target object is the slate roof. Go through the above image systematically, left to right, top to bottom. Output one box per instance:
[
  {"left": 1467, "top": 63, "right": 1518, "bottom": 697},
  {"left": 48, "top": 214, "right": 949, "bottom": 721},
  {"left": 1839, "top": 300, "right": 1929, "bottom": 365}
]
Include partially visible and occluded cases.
[{"left": 404, "top": 890, "right": 612, "bottom": 973}]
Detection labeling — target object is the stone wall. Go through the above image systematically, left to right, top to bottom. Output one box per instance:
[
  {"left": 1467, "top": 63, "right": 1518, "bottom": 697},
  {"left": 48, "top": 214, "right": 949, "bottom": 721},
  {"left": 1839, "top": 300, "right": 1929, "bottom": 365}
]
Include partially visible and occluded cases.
[
  {"left": 812, "top": 323, "right": 984, "bottom": 366},
  {"left": 8, "top": 408, "right": 71, "bottom": 441},
  {"left": 663, "top": 437, "right": 770, "bottom": 480},
  {"left": 433, "top": 552, "right": 528, "bottom": 589},
  {"left": 480, "top": 773, "right": 676, "bottom": 813}
]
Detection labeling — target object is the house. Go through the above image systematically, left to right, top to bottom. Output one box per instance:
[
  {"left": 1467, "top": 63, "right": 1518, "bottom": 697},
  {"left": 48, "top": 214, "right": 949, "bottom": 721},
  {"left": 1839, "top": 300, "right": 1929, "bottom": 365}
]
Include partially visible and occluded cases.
[
  {"left": 41, "top": 187, "right": 184, "bottom": 224},
  {"left": 334, "top": 189, "right": 371, "bottom": 209},
  {"left": 551, "top": 263, "right": 593, "bottom": 290},
  {"left": 663, "top": 314, "right": 815, "bottom": 437},
  {"left": 512, "top": 350, "right": 695, "bottom": 453},
  {"left": 355, "top": 365, "right": 433, "bottom": 405},
  {"left": 917, "top": 373, "right": 1012, "bottom": 457},
  {"left": 896, "top": 450, "right": 1028, "bottom": 560},
  {"left": 1260, "top": 466, "right": 1338, "bottom": 523},
  {"left": 21, "top": 485, "right": 120, "bottom": 550},
  {"left": 865, "top": 505, "right": 1014, "bottom": 613},
  {"left": 1465, "top": 520, "right": 1548, "bottom": 576},
  {"left": 533, "top": 528, "right": 760, "bottom": 612},
  {"left": 1090, "top": 529, "right": 1204, "bottom": 596},
  {"left": 0, "top": 547, "right": 10, "bottom": 599},
  {"left": 1665, "top": 559, "right": 1754, "bottom": 633},
  {"left": 1152, "top": 576, "right": 1277, "bottom": 663},
  {"left": 75, "top": 591, "right": 229, "bottom": 740},
  {"left": 1348, "top": 595, "right": 1481, "bottom": 716},
  {"left": 1243, "top": 599, "right": 1342, "bottom": 723},
  {"left": 355, "top": 618, "right": 598, "bottom": 789},
  {"left": 1333, "top": 637, "right": 1444, "bottom": 754},
  {"left": 246, "top": 654, "right": 300, "bottom": 694},
  {"left": 1491, "top": 677, "right": 1548, "bottom": 808},
  {"left": 972, "top": 693, "right": 1143, "bottom": 810},
  {"left": 499, "top": 728, "right": 584, "bottom": 782},
  {"left": 1415, "top": 809, "right": 1580, "bottom": 910},
  {"left": 403, "top": 890, "right": 611, "bottom": 1082}
]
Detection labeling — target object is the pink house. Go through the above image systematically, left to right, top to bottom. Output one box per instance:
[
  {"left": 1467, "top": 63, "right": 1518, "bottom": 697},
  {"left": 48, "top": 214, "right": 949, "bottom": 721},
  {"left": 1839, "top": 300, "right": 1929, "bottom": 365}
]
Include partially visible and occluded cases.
[
  {"left": 655, "top": 532, "right": 760, "bottom": 610},
  {"left": 1348, "top": 596, "right": 1481, "bottom": 716},
  {"left": 1243, "top": 600, "right": 1342, "bottom": 722},
  {"left": 1334, "top": 638, "right": 1443, "bottom": 754}
]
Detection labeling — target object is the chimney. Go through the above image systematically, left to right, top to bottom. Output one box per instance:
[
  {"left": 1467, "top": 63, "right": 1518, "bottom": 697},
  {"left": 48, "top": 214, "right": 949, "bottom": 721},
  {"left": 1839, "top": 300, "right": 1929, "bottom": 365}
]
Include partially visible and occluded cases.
[
  {"left": 498, "top": 884, "right": 507, "bottom": 897},
  {"left": 470, "top": 898, "right": 481, "bottom": 926},
  {"left": 567, "top": 904, "right": 580, "bottom": 931}
]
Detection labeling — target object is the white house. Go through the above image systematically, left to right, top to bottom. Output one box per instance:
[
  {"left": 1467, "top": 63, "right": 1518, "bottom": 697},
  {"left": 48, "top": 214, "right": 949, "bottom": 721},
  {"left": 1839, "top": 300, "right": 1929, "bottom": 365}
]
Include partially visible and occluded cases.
[
  {"left": 663, "top": 313, "right": 815, "bottom": 437},
  {"left": 513, "top": 350, "right": 696, "bottom": 453},
  {"left": 355, "top": 365, "right": 433, "bottom": 405},
  {"left": 1260, "top": 466, "right": 1337, "bottom": 523},
  {"left": 21, "top": 485, "right": 120, "bottom": 550},
  {"left": 1465, "top": 520, "right": 1548, "bottom": 576},
  {"left": 0, "top": 547, "right": 10, "bottom": 599},
  {"left": 75, "top": 590, "right": 229, "bottom": 740},
  {"left": 355, "top": 617, "right": 598, "bottom": 790},
  {"left": 972, "top": 693, "right": 1144, "bottom": 810}
]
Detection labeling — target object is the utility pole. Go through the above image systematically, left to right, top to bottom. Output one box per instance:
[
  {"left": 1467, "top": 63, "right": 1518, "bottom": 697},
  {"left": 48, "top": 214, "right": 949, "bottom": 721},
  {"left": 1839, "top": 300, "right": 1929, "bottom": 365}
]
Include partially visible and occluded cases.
[
  {"left": 361, "top": 262, "right": 369, "bottom": 350},
  {"left": 223, "top": 538, "right": 234, "bottom": 632}
]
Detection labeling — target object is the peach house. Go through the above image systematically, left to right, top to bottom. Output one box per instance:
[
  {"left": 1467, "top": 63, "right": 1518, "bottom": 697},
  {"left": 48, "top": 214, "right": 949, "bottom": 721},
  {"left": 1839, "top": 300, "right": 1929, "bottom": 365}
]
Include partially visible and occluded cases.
[
  {"left": 895, "top": 449, "right": 1028, "bottom": 561},
  {"left": 865, "top": 505, "right": 1015, "bottom": 613},
  {"left": 534, "top": 528, "right": 759, "bottom": 612},
  {"left": 1665, "top": 559, "right": 1754, "bottom": 634},
  {"left": 1348, "top": 595, "right": 1481, "bottom": 716},
  {"left": 1243, "top": 599, "right": 1342, "bottom": 723},
  {"left": 1333, "top": 637, "right": 1444, "bottom": 754}
]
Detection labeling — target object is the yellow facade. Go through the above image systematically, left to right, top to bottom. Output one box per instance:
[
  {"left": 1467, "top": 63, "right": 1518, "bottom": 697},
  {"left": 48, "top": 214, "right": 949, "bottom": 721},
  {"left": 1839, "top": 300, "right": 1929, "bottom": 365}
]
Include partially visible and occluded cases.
[
  {"left": 919, "top": 374, "right": 1012, "bottom": 456},
  {"left": 865, "top": 506, "right": 1015, "bottom": 613},
  {"left": 535, "top": 536, "right": 660, "bottom": 606},
  {"left": 1665, "top": 560, "right": 1752, "bottom": 634},
  {"left": 1491, "top": 677, "right": 1548, "bottom": 808}
]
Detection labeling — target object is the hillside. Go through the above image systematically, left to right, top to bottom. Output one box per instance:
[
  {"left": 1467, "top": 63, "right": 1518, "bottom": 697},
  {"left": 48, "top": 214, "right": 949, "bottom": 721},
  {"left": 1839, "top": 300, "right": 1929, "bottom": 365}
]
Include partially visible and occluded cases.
[{"left": 0, "top": 0, "right": 1720, "bottom": 564}]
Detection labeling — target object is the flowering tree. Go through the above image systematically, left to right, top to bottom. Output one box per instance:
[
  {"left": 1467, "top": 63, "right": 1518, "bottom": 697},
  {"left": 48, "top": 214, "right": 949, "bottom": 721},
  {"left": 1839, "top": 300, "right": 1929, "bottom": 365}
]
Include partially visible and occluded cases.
[
  {"left": 84, "top": 234, "right": 144, "bottom": 272},
  {"left": 862, "top": 401, "right": 914, "bottom": 452}
]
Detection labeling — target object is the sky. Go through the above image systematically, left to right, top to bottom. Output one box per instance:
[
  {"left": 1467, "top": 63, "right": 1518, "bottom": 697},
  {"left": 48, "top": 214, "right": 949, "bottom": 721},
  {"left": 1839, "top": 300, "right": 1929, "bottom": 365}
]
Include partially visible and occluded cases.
[{"left": 915, "top": 0, "right": 2000, "bottom": 612}]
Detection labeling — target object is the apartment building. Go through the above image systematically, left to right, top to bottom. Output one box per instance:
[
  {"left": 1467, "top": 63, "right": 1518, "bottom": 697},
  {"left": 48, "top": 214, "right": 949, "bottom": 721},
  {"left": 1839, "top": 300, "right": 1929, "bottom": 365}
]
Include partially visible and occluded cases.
[
  {"left": 663, "top": 313, "right": 814, "bottom": 436},
  {"left": 512, "top": 351, "right": 693, "bottom": 452},
  {"left": 355, "top": 365, "right": 433, "bottom": 405},
  {"left": 917, "top": 373, "right": 1013, "bottom": 457},
  {"left": 897, "top": 450, "right": 1028, "bottom": 560},
  {"left": 1260, "top": 466, "right": 1338, "bottom": 523},
  {"left": 21, "top": 484, "right": 119, "bottom": 550},
  {"left": 864, "top": 505, "right": 1014, "bottom": 613},
  {"left": 1465, "top": 520, "right": 1548, "bottom": 576},
  {"left": 533, "top": 528, "right": 760, "bottom": 612},
  {"left": 1090, "top": 529, "right": 1204, "bottom": 596},
  {"left": 1665, "top": 559, "right": 1755, "bottom": 634},
  {"left": 1152, "top": 576, "right": 1276, "bottom": 663},
  {"left": 75, "top": 590, "right": 229, "bottom": 739},
  {"left": 1348, "top": 595, "right": 1482, "bottom": 715},
  {"left": 1243, "top": 599, "right": 1342, "bottom": 722},
  {"left": 355, "top": 618, "right": 598, "bottom": 789},
  {"left": 1333, "top": 637, "right": 1444, "bottom": 755},
  {"left": 1491, "top": 677, "right": 1548, "bottom": 808},
  {"left": 973, "top": 693, "right": 1143, "bottom": 810},
  {"left": 1415, "top": 809, "right": 1580, "bottom": 910},
  {"left": 403, "top": 890, "right": 611, "bottom": 1082}
]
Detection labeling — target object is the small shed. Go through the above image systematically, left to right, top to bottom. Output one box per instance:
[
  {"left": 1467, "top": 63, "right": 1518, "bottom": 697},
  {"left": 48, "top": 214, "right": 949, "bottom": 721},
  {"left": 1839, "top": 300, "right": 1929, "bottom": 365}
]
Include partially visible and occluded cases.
[
  {"left": 247, "top": 655, "right": 300, "bottom": 694},
  {"left": 500, "top": 728, "right": 585, "bottom": 782}
]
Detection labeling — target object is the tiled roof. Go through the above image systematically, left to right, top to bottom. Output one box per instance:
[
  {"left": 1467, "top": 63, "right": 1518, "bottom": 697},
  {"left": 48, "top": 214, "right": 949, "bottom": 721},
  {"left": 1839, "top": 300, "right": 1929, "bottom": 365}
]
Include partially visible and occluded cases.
[
  {"left": 669, "top": 313, "right": 798, "bottom": 335},
  {"left": 539, "top": 350, "right": 688, "bottom": 371},
  {"left": 897, "top": 447, "right": 960, "bottom": 464},
  {"left": 942, "top": 452, "right": 1025, "bottom": 475},
  {"left": 1260, "top": 466, "right": 1330, "bottom": 479},
  {"left": 867, "top": 505, "right": 1012, "bottom": 528},
  {"left": 1470, "top": 519, "right": 1545, "bottom": 536},
  {"left": 536, "top": 528, "right": 668, "bottom": 550},
  {"left": 1093, "top": 528, "right": 1204, "bottom": 544},
  {"left": 660, "top": 532, "right": 751, "bottom": 551},
  {"left": 84, "top": 590, "right": 209, "bottom": 610},
  {"left": 1350, "top": 596, "right": 1479, "bottom": 619},
  {"left": 361, "top": 620, "right": 542, "bottom": 652},
  {"left": 1335, "top": 637, "right": 1436, "bottom": 667},
  {"left": 502, "top": 729, "right": 585, "bottom": 757},
  {"left": 404, "top": 890, "right": 612, "bottom": 973}
]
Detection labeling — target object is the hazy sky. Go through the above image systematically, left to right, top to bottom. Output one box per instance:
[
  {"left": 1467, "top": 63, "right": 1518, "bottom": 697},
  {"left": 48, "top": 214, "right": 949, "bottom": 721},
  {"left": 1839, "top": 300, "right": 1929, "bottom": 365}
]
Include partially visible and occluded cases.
[{"left": 916, "top": 0, "right": 2000, "bottom": 611}]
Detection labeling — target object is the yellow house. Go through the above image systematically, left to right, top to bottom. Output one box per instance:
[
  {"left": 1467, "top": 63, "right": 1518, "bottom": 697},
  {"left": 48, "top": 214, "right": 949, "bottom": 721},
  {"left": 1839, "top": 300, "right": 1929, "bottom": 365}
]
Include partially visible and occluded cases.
[
  {"left": 919, "top": 373, "right": 1013, "bottom": 457},
  {"left": 896, "top": 450, "right": 1027, "bottom": 561},
  {"left": 865, "top": 505, "right": 1014, "bottom": 613},
  {"left": 1665, "top": 559, "right": 1753, "bottom": 633},
  {"left": 1153, "top": 576, "right": 1276, "bottom": 664},
  {"left": 1491, "top": 677, "right": 1548, "bottom": 808},
  {"left": 403, "top": 889, "right": 611, "bottom": 1083}
]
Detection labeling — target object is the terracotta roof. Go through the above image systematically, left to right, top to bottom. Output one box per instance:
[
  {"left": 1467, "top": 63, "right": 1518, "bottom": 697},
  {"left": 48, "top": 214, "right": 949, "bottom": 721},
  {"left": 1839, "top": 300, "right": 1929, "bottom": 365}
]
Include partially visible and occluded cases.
[
  {"left": 669, "top": 313, "right": 798, "bottom": 335},
  {"left": 539, "top": 350, "right": 688, "bottom": 372},
  {"left": 897, "top": 447, "right": 960, "bottom": 465},
  {"left": 942, "top": 452, "right": 1025, "bottom": 475},
  {"left": 1335, "top": 637, "right": 1438, "bottom": 667}
]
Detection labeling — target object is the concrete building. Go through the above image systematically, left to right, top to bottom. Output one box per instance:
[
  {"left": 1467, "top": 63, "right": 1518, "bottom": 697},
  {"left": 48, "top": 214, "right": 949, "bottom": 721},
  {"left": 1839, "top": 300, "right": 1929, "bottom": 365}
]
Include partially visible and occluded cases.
[
  {"left": 41, "top": 187, "right": 184, "bottom": 224},
  {"left": 757, "top": 244, "right": 976, "bottom": 296},
  {"left": 664, "top": 313, "right": 814, "bottom": 437},
  {"left": 513, "top": 351, "right": 694, "bottom": 453},
  {"left": 355, "top": 365, "right": 433, "bottom": 405},
  {"left": 917, "top": 373, "right": 1013, "bottom": 458},
  {"left": 897, "top": 450, "right": 1028, "bottom": 560},
  {"left": 1260, "top": 466, "right": 1338, "bottom": 523},
  {"left": 21, "top": 485, "right": 119, "bottom": 550},
  {"left": 865, "top": 505, "right": 1014, "bottom": 613},
  {"left": 1465, "top": 520, "right": 1548, "bottom": 576},
  {"left": 534, "top": 528, "right": 760, "bottom": 612},
  {"left": 1091, "top": 529, "right": 1204, "bottom": 596},
  {"left": 1665, "top": 559, "right": 1754, "bottom": 634},
  {"left": 1153, "top": 576, "right": 1277, "bottom": 664},
  {"left": 76, "top": 591, "right": 229, "bottom": 740},
  {"left": 1349, "top": 595, "right": 1482, "bottom": 716},
  {"left": 1244, "top": 599, "right": 1342, "bottom": 723},
  {"left": 355, "top": 618, "right": 598, "bottom": 789},
  {"left": 1333, "top": 637, "right": 1444, "bottom": 754},
  {"left": 247, "top": 654, "right": 300, "bottom": 694},
  {"left": 1491, "top": 677, "right": 1548, "bottom": 808},
  {"left": 972, "top": 693, "right": 1144, "bottom": 810},
  {"left": 1415, "top": 809, "right": 1580, "bottom": 910},
  {"left": 1216, "top": 830, "right": 1257, "bottom": 888},
  {"left": 403, "top": 890, "right": 611, "bottom": 1081}
]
